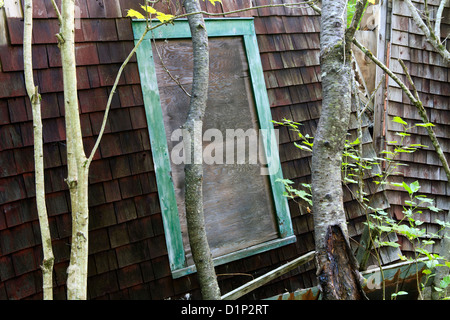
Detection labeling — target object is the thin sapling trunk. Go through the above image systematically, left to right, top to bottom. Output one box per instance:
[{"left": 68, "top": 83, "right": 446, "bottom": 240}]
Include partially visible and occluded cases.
[
  {"left": 23, "top": 0, "right": 55, "bottom": 300},
  {"left": 57, "top": 0, "right": 90, "bottom": 300},
  {"left": 183, "top": 0, "right": 221, "bottom": 300}
]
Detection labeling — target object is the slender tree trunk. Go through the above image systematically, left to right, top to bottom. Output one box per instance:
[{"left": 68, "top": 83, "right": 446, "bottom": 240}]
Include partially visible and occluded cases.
[
  {"left": 23, "top": 0, "right": 55, "bottom": 300},
  {"left": 57, "top": 0, "right": 90, "bottom": 300},
  {"left": 183, "top": 0, "right": 221, "bottom": 300},
  {"left": 311, "top": 0, "right": 367, "bottom": 300},
  {"left": 404, "top": 0, "right": 449, "bottom": 65}
]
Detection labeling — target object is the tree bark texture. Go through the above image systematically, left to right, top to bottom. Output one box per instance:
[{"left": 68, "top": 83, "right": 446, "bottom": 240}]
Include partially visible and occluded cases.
[
  {"left": 23, "top": 0, "right": 55, "bottom": 300},
  {"left": 58, "top": 0, "right": 90, "bottom": 300},
  {"left": 183, "top": 0, "right": 221, "bottom": 300},
  {"left": 311, "top": 0, "right": 367, "bottom": 300}
]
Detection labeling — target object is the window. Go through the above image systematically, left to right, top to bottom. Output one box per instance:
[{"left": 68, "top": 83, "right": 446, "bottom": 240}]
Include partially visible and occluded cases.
[{"left": 133, "top": 18, "right": 295, "bottom": 278}]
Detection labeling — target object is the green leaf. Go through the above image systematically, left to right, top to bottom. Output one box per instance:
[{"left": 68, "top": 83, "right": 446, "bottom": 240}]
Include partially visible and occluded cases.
[
  {"left": 393, "top": 116, "right": 408, "bottom": 126},
  {"left": 416, "top": 123, "right": 435, "bottom": 127},
  {"left": 395, "top": 132, "right": 410, "bottom": 137},
  {"left": 294, "top": 142, "right": 312, "bottom": 152},
  {"left": 395, "top": 146, "right": 414, "bottom": 153},
  {"left": 344, "top": 177, "right": 358, "bottom": 184},
  {"left": 410, "top": 180, "right": 420, "bottom": 193},
  {"left": 402, "top": 181, "right": 412, "bottom": 194},
  {"left": 390, "top": 182, "right": 404, "bottom": 188},
  {"left": 301, "top": 183, "right": 311, "bottom": 190},
  {"left": 415, "top": 196, "right": 434, "bottom": 204},
  {"left": 405, "top": 200, "right": 417, "bottom": 207},
  {"left": 429, "top": 206, "right": 442, "bottom": 212},
  {"left": 436, "top": 219, "right": 450, "bottom": 228},
  {"left": 377, "top": 225, "right": 392, "bottom": 233},
  {"left": 378, "top": 241, "right": 401, "bottom": 248},
  {"left": 398, "top": 254, "right": 408, "bottom": 261},
  {"left": 442, "top": 275, "right": 450, "bottom": 288},
  {"left": 391, "top": 291, "right": 408, "bottom": 298}
]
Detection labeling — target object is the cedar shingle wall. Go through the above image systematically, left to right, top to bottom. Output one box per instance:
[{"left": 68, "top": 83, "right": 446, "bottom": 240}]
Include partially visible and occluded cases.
[
  {"left": 0, "top": 0, "right": 440, "bottom": 300},
  {"left": 0, "top": 0, "right": 165, "bottom": 300},
  {"left": 0, "top": 0, "right": 323, "bottom": 300},
  {"left": 386, "top": 0, "right": 449, "bottom": 255}
]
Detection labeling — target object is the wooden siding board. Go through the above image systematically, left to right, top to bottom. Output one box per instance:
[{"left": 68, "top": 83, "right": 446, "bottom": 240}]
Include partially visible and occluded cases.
[
  {"left": 0, "top": 0, "right": 425, "bottom": 300},
  {"left": 254, "top": 0, "right": 286, "bottom": 16},
  {"left": 386, "top": 1, "right": 450, "bottom": 251},
  {"left": 6, "top": 18, "right": 25, "bottom": 45},
  {"left": 32, "top": 19, "right": 59, "bottom": 44},
  {"left": 81, "top": 19, "right": 118, "bottom": 42},
  {"left": 0, "top": 72, "right": 27, "bottom": 99}
]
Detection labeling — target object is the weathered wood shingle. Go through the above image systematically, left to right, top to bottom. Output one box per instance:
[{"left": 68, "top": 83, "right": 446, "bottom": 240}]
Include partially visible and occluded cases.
[
  {"left": 1, "top": 0, "right": 446, "bottom": 300},
  {"left": 384, "top": 0, "right": 450, "bottom": 256}
]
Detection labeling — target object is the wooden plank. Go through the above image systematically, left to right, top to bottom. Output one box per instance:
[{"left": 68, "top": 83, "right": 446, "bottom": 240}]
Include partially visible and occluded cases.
[
  {"left": 373, "top": 0, "right": 389, "bottom": 155},
  {"left": 133, "top": 18, "right": 255, "bottom": 40},
  {"left": 244, "top": 31, "right": 294, "bottom": 239},
  {"left": 134, "top": 36, "right": 186, "bottom": 272},
  {"left": 155, "top": 37, "right": 281, "bottom": 266},
  {"left": 173, "top": 236, "right": 297, "bottom": 279},
  {"left": 221, "top": 250, "right": 315, "bottom": 300}
]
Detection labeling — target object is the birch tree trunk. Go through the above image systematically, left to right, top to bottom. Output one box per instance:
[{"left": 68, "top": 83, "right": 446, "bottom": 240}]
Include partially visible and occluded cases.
[
  {"left": 23, "top": 0, "right": 54, "bottom": 300},
  {"left": 57, "top": 0, "right": 90, "bottom": 300},
  {"left": 183, "top": 0, "right": 221, "bottom": 300},
  {"left": 311, "top": 0, "right": 367, "bottom": 300},
  {"left": 404, "top": 0, "right": 449, "bottom": 65}
]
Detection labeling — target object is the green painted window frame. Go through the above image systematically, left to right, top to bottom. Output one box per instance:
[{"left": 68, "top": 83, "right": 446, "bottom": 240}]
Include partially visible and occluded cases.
[{"left": 132, "top": 18, "right": 296, "bottom": 279}]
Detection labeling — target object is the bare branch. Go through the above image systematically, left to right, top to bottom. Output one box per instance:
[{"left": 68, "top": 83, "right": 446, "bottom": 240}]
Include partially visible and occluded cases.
[
  {"left": 23, "top": 0, "right": 54, "bottom": 300},
  {"left": 50, "top": 0, "right": 63, "bottom": 24},
  {"left": 87, "top": 0, "right": 322, "bottom": 164},
  {"left": 346, "top": 0, "right": 368, "bottom": 41},
  {"left": 404, "top": 0, "right": 450, "bottom": 65},
  {"left": 435, "top": 0, "right": 449, "bottom": 40},
  {"left": 85, "top": 27, "right": 151, "bottom": 166},
  {"left": 152, "top": 37, "right": 192, "bottom": 97},
  {"left": 352, "top": 38, "right": 419, "bottom": 105},
  {"left": 353, "top": 38, "right": 450, "bottom": 181},
  {"left": 396, "top": 58, "right": 450, "bottom": 181},
  {"left": 396, "top": 58, "right": 420, "bottom": 102},
  {"left": 359, "top": 77, "right": 383, "bottom": 118}
]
